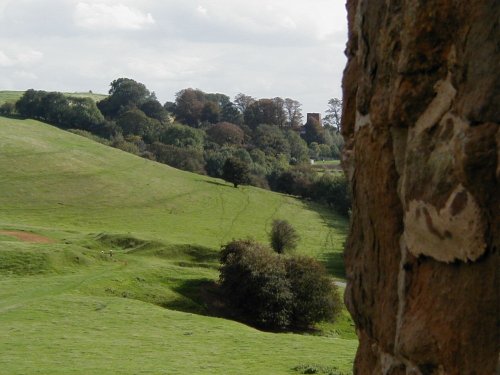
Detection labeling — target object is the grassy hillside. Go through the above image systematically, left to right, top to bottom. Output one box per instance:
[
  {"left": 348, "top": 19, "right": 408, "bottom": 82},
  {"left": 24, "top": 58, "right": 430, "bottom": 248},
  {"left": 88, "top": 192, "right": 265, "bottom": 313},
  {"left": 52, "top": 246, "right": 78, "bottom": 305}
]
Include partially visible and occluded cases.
[
  {"left": 0, "top": 90, "right": 106, "bottom": 105},
  {"left": 0, "top": 116, "right": 355, "bottom": 374}
]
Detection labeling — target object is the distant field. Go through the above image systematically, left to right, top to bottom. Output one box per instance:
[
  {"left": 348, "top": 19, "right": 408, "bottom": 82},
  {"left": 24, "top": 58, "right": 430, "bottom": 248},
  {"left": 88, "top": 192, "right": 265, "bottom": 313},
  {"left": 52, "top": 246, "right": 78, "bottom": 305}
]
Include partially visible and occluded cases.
[
  {"left": 0, "top": 90, "right": 106, "bottom": 105},
  {"left": 0, "top": 91, "right": 24, "bottom": 105},
  {"left": 0, "top": 117, "right": 356, "bottom": 374},
  {"left": 312, "top": 159, "right": 343, "bottom": 175}
]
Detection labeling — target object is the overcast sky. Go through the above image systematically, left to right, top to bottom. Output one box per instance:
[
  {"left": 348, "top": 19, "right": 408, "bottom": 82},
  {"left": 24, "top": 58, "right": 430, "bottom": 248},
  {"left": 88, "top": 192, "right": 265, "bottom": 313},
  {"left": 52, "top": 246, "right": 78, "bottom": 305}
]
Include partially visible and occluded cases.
[{"left": 0, "top": 0, "right": 347, "bottom": 115}]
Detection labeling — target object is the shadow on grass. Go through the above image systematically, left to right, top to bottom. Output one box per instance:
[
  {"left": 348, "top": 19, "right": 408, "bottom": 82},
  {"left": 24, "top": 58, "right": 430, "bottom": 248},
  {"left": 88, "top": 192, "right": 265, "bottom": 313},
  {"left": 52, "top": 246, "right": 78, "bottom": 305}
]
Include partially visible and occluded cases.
[
  {"left": 196, "top": 179, "right": 229, "bottom": 188},
  {"left": 300, "top": 199, "right": 349, "bottom": 279},
  {"left": 181, "top": 244, "right": 220, "bottom": 263},
  {"left": 322, "top": 251, "right": 346, "bottom": 279},
  {"left": 163, "top": 278, "right": 237, "bottom": 319}
]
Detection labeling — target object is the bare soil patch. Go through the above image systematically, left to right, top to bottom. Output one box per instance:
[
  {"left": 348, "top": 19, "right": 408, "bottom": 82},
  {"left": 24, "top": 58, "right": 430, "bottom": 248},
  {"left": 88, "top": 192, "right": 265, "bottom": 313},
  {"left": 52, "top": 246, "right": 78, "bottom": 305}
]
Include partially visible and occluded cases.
[{"left": 0, "top": 230, "right": 55, "bottom": 243}]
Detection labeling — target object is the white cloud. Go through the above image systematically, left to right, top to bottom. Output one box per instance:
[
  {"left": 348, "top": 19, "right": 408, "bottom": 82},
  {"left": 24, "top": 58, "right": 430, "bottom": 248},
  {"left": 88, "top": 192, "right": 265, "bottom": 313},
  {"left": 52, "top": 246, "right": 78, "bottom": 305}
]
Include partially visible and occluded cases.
[
  {"left": 0, "top": 0, "right": 347, "bottom": 114},
  {"left": 74, "top": 2, "right": 155, "bottom": 31},
  {"left": 196, "top": 5, "right": 208, "bottom": 16},
  {"left": 0, "top": 48, "right": 43, "bottom": 67},
  {"left": 0, "top": 51, "right": 13, "bottom": 67}
]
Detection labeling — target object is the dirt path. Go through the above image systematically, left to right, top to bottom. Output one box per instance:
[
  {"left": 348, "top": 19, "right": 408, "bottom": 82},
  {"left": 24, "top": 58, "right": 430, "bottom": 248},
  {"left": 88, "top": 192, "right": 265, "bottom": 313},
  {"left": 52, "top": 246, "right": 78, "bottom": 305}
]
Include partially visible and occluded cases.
[{"left": 0, "top": 230, "right": 54, "bottom": 243}]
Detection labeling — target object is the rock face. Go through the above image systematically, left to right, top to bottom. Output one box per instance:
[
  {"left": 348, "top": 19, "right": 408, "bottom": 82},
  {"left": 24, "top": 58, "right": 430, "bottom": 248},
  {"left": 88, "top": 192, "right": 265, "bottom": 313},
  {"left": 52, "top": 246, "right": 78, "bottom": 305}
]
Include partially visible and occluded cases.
[{"left": 341, "top": 1, "right": 499, "bottom": 374}]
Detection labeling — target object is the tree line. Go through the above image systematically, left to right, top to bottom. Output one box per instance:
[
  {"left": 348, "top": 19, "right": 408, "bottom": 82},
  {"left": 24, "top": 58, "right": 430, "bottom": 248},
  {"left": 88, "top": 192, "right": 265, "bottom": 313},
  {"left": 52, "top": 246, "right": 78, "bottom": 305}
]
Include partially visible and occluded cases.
[{"left": 3, "top": 78, "right": 349, "bottom": 216}]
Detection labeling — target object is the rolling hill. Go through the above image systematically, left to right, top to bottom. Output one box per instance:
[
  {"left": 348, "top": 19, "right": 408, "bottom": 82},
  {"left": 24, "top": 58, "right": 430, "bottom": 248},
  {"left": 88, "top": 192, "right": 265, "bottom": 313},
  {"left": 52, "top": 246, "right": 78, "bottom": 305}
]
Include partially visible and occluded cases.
[
  {"left": 0, "top": 90, "right": 106, "bottom": 105},
  {"left": 0, "top": 116, "right": 356, "bottom": 374}
]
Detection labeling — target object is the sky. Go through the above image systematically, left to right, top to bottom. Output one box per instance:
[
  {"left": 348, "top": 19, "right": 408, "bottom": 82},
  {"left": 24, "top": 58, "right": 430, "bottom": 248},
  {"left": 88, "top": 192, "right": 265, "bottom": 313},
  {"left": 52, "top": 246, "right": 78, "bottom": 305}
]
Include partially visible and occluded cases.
[{"left": 0, "top": 0, "right": 348, "bottom": 115}]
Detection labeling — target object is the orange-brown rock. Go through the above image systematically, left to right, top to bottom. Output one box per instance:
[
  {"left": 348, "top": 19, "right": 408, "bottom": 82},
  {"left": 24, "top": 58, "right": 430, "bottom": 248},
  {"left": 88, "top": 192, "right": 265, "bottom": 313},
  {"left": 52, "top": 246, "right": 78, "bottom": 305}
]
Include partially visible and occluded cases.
[{"left": 341, "top": 0, "right": 499, "bottom": 374}]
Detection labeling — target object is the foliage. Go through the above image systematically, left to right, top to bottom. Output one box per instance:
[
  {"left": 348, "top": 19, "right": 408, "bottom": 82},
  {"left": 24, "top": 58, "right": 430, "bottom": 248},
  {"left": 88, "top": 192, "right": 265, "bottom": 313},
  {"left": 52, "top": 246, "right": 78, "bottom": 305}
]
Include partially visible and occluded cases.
[
  {"left": 97, "top": 78, "right": 153, "bottom": 118},
  {"left": 169, "top": 88, "right": 229, "bottom": 128},
  {"left": 15, "top": 89, "right": 46, "bottom": 119},
  {"left": 15, "top": 90, "right": 106, "bottom": 133},
  {"left": 234, "top": 93, "right": 255, "bottom": 114},
  {"left": 64, "top": 97, "right": 105, "bottom": 131},
  {"left": 244, "top": 98, "right": 287, "bottom": 129},
  {"left": 284, "top": 98, "right": 303, "bottom": 128},
  {"left": 323, "top": 98, "right": 342, "bottom": 131},
  {"left": 139, "top": 99, "right": 170, "bottom": 123},
  {"left": 0, "top": 101, "right": 15, "bottom": 115},
  {"left": 201, "top": 101, "right": 221, "bottom": 124},
  {"left": 116, "top": 108, "right": 151, "bottom": 136},
  {"left": 206, "top": 122, "right": 244, "bottom": 146},
  {"left": 159, "top": 123, "right": 205, "bottom": 151},
  {"left": 254, "top": 124, "right": 290, "bottom": 158},
  {"left": 285, "top": 129, "right": 309, "bottom": 163},
  {"left": 148, "top": 142, "right": 205, "bottom": 173},
  {"left": 204, "top": 148, "right": 232, "bottom": 178},
  {"left": 222, "top": 157, "right": 251, "bottom": 188},
  {"left": 270, "top": 164, "right": 316, "bottom": 197},
  {"left": 311, "top": 173, "right": 351, "bottom": 217},
  {"left": 270, "top": 219, "right": 300, "bottom": 254},
  {"left": 219, "top": 239, "right": 341, "bottom": 330},
  {"left": 219, "top": 239, "right": 293, "bottom": 329},
  {"left": 285, "top": 256, "right": 342, "bottom": 329}
]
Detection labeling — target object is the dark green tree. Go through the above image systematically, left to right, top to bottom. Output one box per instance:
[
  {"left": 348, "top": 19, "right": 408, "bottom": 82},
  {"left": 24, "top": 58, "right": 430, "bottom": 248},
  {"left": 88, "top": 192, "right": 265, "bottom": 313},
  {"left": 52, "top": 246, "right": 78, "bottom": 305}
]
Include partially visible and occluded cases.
[
  {"left": 98, "top": 78, "right": 152, "bottom": 118},
  {"left": 15, "top": 89, "right": 46, "bottom": 119},
  {"left": 140, "top": 99, "right": 170, "bottom": 123},
  {"left": 201, "top": 101, "right": 221, "bottom": 124},
  {"left": 116, "top": 108, "right": 155, "bottom": 136},
  {"left": 159, "top": 123, "right": 204, "bottom": 151},
  {"left": 254, "top": 124, "right": 290, "bottom": 158},
  {"left": 222, "top": 157, "right": 250, "bottom": 188},
  {"left": 270, "top": 219, "right": 300, "bottom": 254},
  {"left": 219, "top": 239, "right": 293, "bottom": 329},
  {"left": 285, "top": 256, "right": 342, "bottom": 329}
]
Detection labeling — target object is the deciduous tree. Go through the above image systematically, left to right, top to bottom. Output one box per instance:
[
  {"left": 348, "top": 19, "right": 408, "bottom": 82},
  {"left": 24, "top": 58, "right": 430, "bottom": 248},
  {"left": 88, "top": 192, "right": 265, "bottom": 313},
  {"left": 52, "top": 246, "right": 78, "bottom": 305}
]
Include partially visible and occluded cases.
[{"left": 222, "top": 157, "right": 250, "bottom": 188}]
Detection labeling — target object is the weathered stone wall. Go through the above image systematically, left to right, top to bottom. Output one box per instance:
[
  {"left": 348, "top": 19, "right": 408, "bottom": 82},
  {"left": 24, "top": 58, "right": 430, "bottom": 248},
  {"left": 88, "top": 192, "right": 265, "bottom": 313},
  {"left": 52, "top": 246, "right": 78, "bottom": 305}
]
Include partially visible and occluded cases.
[{"left": 341, "top": 0, "right": 499, "bottom": 373}]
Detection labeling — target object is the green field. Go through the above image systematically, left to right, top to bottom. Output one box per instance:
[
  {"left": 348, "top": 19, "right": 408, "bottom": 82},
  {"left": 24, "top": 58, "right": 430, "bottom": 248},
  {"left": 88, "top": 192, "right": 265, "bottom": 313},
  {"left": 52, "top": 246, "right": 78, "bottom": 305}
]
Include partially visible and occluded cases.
[
  {"left": 0, "top": 90, "right": 106, "bottom": 105},
  {"left": 0, "top": 117, "right": 356, "bottom": 374}
]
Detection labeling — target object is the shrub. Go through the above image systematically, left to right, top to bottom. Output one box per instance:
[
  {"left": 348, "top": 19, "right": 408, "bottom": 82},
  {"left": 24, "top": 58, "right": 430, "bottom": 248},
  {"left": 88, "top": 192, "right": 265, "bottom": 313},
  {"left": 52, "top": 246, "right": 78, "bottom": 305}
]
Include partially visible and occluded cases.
[
  {"left": 0, "top": 102, "right": 15, "bottom": 116},
  {"left": 311, "top": 173, "right": 351, "bottom": 217},
  {"left": 270, "top": 219, "right": 299, "bottom": 254},
  {"left": 219, "top": 239, "right": 341, "bottom": 330},
  {"left": 219, "top": 240, "right": 292, "bottom": 329},
  {"left": 285, "top": 256, "right": 342, "bottom": 329}
]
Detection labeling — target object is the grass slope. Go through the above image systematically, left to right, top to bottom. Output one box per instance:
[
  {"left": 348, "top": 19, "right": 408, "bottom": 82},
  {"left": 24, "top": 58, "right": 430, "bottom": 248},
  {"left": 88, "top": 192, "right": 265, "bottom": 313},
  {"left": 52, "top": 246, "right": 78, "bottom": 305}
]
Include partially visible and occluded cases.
[
  {"left": 0, "top": 90, "right": 106, "bottom": 105},
  {"left": 0, "top": 117, "right": 356, "bottom": 374}
]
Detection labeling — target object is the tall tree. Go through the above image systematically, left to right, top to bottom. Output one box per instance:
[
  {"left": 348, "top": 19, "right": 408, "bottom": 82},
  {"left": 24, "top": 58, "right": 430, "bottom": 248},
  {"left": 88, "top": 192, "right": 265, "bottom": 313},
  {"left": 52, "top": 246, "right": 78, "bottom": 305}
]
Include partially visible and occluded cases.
[
  {"left": 97, "top": 78, "right": 153, "bottom": 118},
  {"left": 173, "top": 88, "right": 206, "bottom": 127},
  {"left": 234, "top": 93, "right": 255, "bottom": 114},
  {"left": 273, "top": 97, "right": 287, "bottom": 128},
  {"left": 244, "top": 98, "right": 287, "bottom": 129},
  {"left": 284, "top": 98, "right": 303, "bottom": 128},
  {"left": 323, "top": 98, "right": 342, "bottom": 131}
]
